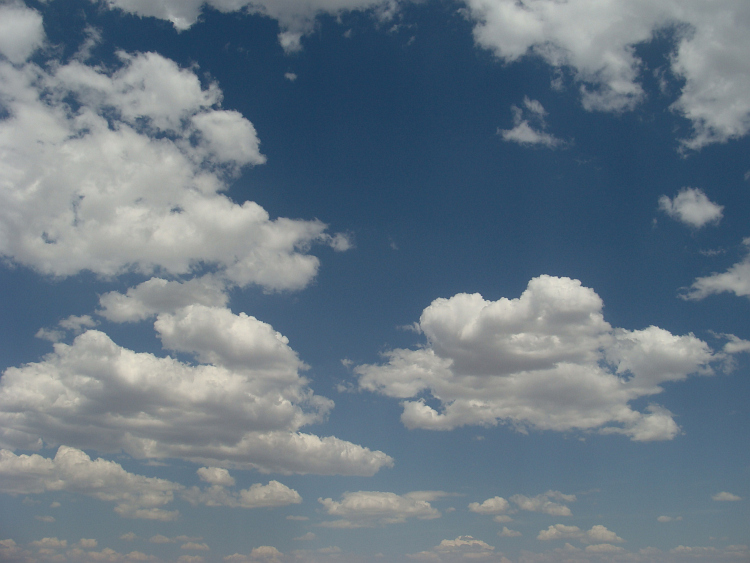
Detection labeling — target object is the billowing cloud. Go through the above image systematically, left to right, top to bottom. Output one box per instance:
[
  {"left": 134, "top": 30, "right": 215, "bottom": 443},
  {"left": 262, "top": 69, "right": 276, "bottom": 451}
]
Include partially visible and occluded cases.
[
  {"left": 461, "top": 0, "right": 750, "bottom": 149},
  {"left": 0, "top": 23, "right": 346, "bottom": 291},
  {"left": 499, "top": 97, "right": 563, "bottom": 148},
  {"left": 659, "top": 188, "right": 723, "bottom": 228},
  {"left": 682, "top": 240, "right": 750, "bottom": 300},
  {"left": 357, "top": 275, "right": 716, "bottom": 440},
  {"left": 0, "top": 306, "right": 393, "bottom": 476},
  {"left": 0, "top": 446, "right": 182, "bottom": 521},
  {"left": 184, "top": 477, "right": 302, "bottom": 508},
  {"left": 318, "top": 491, "right": 441, "bottom": 527},
  {"left": 537, "top": 524, "right": 624, "bottom": 544}
]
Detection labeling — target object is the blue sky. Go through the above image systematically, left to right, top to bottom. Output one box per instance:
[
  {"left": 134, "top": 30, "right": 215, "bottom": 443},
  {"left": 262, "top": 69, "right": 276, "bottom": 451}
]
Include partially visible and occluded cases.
[{"left": 0, "top": 1, "right": 749, "bottom": 562}]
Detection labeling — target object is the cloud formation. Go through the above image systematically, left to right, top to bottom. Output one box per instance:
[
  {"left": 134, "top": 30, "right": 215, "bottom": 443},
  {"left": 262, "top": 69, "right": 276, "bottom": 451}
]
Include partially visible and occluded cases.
[
  {"left": 0, "top": 17, "right": 346, "bottom": 290},
  {"left": 499, "top": 97, "right": 563, "bottom": 148},
  {"left": 659, "top": 188, "right": 723, "bottom": 228},
  {"left": 682, "top": 239, "right": 750, "bottom": 300},
  {"left": 357, "top": 275, "right": 716, "bottom": 440},
  {"left": 0, "top": 305, "right": 393, "bottom": 476},
  {"left": 318, "top": 491, "right": 441, "bottom": 527},
  {"left": 537, "top": 524, "right": 624, "bottom": 544}
]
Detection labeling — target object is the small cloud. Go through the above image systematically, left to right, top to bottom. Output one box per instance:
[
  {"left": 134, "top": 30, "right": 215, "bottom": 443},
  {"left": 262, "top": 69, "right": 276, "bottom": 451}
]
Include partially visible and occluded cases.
[
  {"left": 278, "top": 31, "right": 303, "bottom": 53},
  {"left": 284, "top": 72, "right": 297, "bottom": 82},
  {"left": 499, "top": 97, "right": 564, "bottom": 148},
  {"left": 658, "top": 187, "right": 723, "bottom": 228},
  {"left": 712, "top": 492, "right": 742, "bottom": 501},
  {"left": 50, "top": 502, "right": 61, "bottom": 508},
  {"left": 35, "top": 515, "right": 55, "bottom": 522},
  {"left": 286, "top": 515, "right": 309, "bottom": 521},
  {"left": 657, "top": 515, "right": 681, "bottom": 522},
  {"left": 499, "top": 527, "right": 521, "bottom": 538},
  {"left": 120, "top": 532, "right": 137, "bottom": 541},
  {"left": 294, "top": 532, "right": 316, "bottom": 541},
  {"left": 150, "top": 535, "right": 174, "bottom": 544},
  {"left": 78, "top": 539, "right": 98, "bottom": 548},
  {"left": 182, "top": 542, "right": 210, "bottom": 551}
]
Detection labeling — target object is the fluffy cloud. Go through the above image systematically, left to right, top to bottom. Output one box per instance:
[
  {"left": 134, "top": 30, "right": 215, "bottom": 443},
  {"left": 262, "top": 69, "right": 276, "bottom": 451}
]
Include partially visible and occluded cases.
[
  {"left": 461, "top": 0, "right": 750, "bottom": 148},
  {"left": 0, "top": 3, "right": 45, "bottom": 64},
  {"left": 0, "top": 21, "right": 346, "bottom": 290},
  {"left": 498, "top": 97, "right": 563, "bottom": 148},
  {"left": 659, "top": 188, "right": 723, "bottom": 228},
  {"left": 682, "top": 240, "right": 750, "bottom": 300},
  {"left": 357, "top": 275, "right": 715, "bottom": 440},
  {"left": 98, "top": 277, "right": 228, "bottom": 323},
  {"left": 0, "top": 306, "right": 393, "bottom": 476},
  {"left": 0, "top": 446, "right": 182, "bottom": 520},
  {"left": 184, "top": 477, "right": 302, "bottom": 508},
  {"left": 318, "top": 491, "right": 441, "bottom": 527},
  {"left": 510, "top": 491, "right": 575, "bottom": 516},
  {"left": 468, "top": 496, "right": 510, "bottom": 514},
  {"left": 537, "top": 524, "right": 624, "bottom": 544},
  {"left": 409, "top": 536, "right": 501, "bottom": 562}
]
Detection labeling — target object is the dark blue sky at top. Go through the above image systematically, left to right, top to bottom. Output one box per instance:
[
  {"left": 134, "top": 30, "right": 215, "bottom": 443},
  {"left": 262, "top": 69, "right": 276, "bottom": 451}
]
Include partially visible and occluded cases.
[{"left": 1, "top": 1, "right": 749, "bottom": 559}]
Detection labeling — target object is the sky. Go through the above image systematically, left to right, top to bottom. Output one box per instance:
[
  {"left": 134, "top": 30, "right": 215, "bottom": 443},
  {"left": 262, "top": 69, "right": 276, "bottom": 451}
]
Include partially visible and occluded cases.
[{"left": 0, "top": 0, "right": 749, "bottom": 562}]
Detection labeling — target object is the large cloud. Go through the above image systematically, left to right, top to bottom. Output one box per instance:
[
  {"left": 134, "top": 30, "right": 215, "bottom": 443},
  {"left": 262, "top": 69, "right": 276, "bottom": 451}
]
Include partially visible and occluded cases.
[
  {"left": 461, "top": 0, "right": 750, "bottom": 149},
  {"left": 0, "top": 16, "right": 346, "bottom": 290},
  {"left": 357, "top": 275, "right": 716, "bottom": 440},
  {"left": 0, "top": 305, "right": 393, "bottom": 476}
]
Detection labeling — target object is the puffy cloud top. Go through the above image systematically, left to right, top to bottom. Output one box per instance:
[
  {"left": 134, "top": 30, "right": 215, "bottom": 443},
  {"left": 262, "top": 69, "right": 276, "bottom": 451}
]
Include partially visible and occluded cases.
[
  {"left": 659, "top": 188, "right": 723, "bottom": 228},
  {"left": 358, "top": 275, "right": 716, "bottom": 440}
]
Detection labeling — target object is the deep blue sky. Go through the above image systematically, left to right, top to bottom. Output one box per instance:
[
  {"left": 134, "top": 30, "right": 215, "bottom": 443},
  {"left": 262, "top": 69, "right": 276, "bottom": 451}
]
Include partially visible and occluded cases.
[{"left": 0, "top": 1, "right": 748, "bottom": 562}]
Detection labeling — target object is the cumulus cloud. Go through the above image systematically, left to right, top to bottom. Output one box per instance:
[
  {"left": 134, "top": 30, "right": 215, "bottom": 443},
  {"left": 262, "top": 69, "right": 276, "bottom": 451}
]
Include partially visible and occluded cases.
[
  {"left": 461, "top": 0, "right": 750, "bottom": 149},
  {"left": 0, "top": 3, "right": 45, "bottom": 64},
  {"left": 0, "top": 34, "right": 347, "bottom": 291},
  {"left": 499, "top": 97, "right": 563, "bottom": 148},
  {"left": 659, "top": 188, "right": 723, "bottom": 228},
  {"left": 682, "top": 240, "right": 750, "bottom": 300},
  {"left": 357, "top": 275, "right": 716, "bottom": 440},
  {"left": 98, "top": 277, "right": 229, "bottom": 323},
  {"left": 0, "top": 306, "right": 393, "bottom": 476},
  {"left": 0, "top": 446, "right": 182, "bottom": 520},
  {"left": 184, "top": 476, "right": 302, "bottom": 509},
  {"left": 318, "top": 491, "right": 441, "bottom": 527},
  {"left": 510, "top": 491, "right": 575, "bottom": 516},
  {"left": 712, "top": 491, "right": 741, "bottom": 501},
  {"left": 468, "top": 496, "right": 510, "bottom": 514},
  {"left": 537, "top": 524, "right": 624, "bottom": 544},
  {"left": 499, "top": 527, "right": 521, "bottom": 538},
  {"left": 408, "top": 536, "right": 499, "bottom": 562}
]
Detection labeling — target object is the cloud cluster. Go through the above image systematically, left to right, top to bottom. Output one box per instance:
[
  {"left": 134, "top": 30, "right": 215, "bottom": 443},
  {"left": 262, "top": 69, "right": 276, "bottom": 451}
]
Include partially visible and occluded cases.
[
  {"left": 461, "top": 0, "right": 750, "bottom": 149},
  {"left": 0, "top": 10, "right": 346, "bottom": 290},
  {"left": 498, "top": 97, "right": 563, "bottom": 148},
  {"left": 659, "top": 188, "right": 723, "bottom": 229},
  {"left": 357, "top": 275, "right": 717, "bottom": 440},
  {"left": 0, "top": 304, "right": 393, "bottom": 476},
  {"left": 0, "top": 446, "right": 182, "bottom": 521},
  {"left": 184, "top": 469, "right": 302, "bottom": 508},
  {"left": 318, "top": 491, "right": 441, "bottom": 527},
  {"left": 537, "top": 524, "right": 624, "bottom": 544},
  {"left": 408, "top": 536, "right": 505, "bottom": 563}
]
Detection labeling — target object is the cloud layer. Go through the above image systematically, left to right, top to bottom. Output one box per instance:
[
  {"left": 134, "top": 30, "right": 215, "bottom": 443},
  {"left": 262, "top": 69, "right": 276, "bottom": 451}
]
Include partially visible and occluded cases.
[{"left": 357, "top": 275, "right": 716, "bottom": 440}]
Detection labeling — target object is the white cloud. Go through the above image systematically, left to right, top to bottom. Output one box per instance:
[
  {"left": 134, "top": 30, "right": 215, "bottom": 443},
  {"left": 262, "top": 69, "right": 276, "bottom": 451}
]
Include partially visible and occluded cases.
[
  {"left": 461, "top": 0, "right": 750, "bottom": 149},
  {"left": 0, "top": 4, "right": 45, "bottom": 65},
  {"left": 0, "top": 46, "right": 346, "bottom": 291},
  {"left": 284, "top": 72, "right": 298, "bottom": 82},
  {"left": 499, "top": 97, "right": 563, "bottom": 148},
  {"left": 659, "top": 188, "right": 723, "bottom": 228},
  {"left": 682, "top": 240, "right": 750, "bottom": 300},
  {"left": 357, "top": 275, "right": 715, "bottom": 440},
  {"left": 0, "top": 307, "right": 393, "bottom": 476},
  {"left": 0, "top": 446, "right": 182, "bottom": 521},
  {"left": 197, "top": 467, "right": 236, "bottom": 487},
  {"left": 184, "top": 478, "right": 302, "bottom": 509},
  {"left": 318, "top": 491, "right": 441, "bottom": 527},
  {"left": 510, "top": 491, "right": 575, "bottom": 516},
  {"left": 712, "top": 491, "right": 741, "bottom": 501},
  {"left": 468, "top": 496, "right": 510, "bottom": 515},
  {"left": 657, "top": 515, "right": 682, "bottom": 522},
  {"left": 537, "top": 524, "right": 624, "bottom": 544},
  {"left": 499, "top": 527, "right": 521, "bottom": 538},
  {"left": 294, "top": 532, "right": 316, "bottom": 541},
  {"left": 409, "top": 536, "right": 498, "bottom": 562},
  {"left": 182, "top": 543, "right": 210, "bottom": 551}
]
